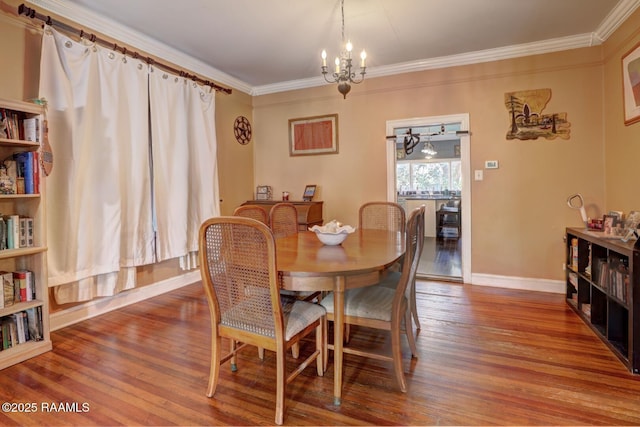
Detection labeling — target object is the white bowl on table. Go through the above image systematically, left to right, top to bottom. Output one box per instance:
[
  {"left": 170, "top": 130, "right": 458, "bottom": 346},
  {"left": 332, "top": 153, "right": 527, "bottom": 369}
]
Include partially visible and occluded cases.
[{"left": 309, "top": 221, "right": 356, "bottom": 246}]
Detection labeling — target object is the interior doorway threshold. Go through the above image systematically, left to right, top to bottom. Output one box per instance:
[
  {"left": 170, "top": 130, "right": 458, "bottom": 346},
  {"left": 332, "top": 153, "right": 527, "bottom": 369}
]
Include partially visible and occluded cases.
[{"left": 417, "top": 273, "right": 463, "bottom": 283}]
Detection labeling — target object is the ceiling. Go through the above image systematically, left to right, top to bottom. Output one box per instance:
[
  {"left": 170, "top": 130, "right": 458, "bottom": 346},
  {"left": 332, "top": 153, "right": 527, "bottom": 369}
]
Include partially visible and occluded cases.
[{"left": 30, "top": 0, "right": 640, "bottom": 95}]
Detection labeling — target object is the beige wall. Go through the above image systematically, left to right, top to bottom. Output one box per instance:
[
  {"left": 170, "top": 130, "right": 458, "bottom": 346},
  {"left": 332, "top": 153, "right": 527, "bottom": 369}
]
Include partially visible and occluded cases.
[
  {"left": 603, "top": 8, "right": 640, "bottom": 212},
  {"left": 253, "top": 48, "right": 606, "bottom": 282}
]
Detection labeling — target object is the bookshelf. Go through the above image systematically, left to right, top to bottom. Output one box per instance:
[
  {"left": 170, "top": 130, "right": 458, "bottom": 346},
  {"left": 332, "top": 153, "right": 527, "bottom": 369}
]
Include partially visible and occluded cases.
[
  {"left": 0, "top": 98, "right": 51, "bottom": 369},
  {"left": 565, "top": 227, "right": 639, "bottom": 373}
]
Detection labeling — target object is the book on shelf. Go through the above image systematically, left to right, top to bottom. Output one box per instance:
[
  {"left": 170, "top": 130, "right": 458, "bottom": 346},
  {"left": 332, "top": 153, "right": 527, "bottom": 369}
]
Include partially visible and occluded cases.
[
  {"left": 22, "top": 117, "right": 38, "bottom": 142},
  {"left": 14, "top": 151, "right": 35, "bottom": 194},
  {"left": 6, "top": 214, "right": 19, "bottom": 250},
  {"left": 2, "top": 215, "right": 33, "bottom": 250},
  {"left": 18, "top": 217, "right": 33, "bottom": 248},
  {"left": 13, "top": 270, "right": 26, "bottom": 303},
  {"left": 0, "top": 271, "right": 13, "bottom": 307},
  {"left": 25, "top": 306, "right": 42, "bottom": 341},
  {"left": 0, "top": 308, "right": 43, "bottom": 350}
]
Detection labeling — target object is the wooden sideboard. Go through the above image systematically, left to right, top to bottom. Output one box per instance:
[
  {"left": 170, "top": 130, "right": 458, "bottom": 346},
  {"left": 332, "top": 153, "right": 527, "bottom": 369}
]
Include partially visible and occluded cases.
[{"left": 241, "top": 200, "right": 323, "bottom": 230}]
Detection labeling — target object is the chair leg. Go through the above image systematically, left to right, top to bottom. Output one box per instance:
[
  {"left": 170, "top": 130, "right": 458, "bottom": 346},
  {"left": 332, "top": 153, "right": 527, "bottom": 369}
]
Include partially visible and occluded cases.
[
  {"left": 411, "top": 279, "right": 421, "bottom": 330},
  {"left": 405, "top": 310, "right": 418, "bottom": 358},
  {"left": 323, "top": 316, "right": 328, "bottom": 373},
  {"left": 391, "top": 319, "right": 407, "bottom": 393},
  {"left": 316, "top": 321, "right": 324, "bottom": 376},
  {"left": 206, "top": 336, "right": 222, "bottom": 397},
  {"left": 230, "top": 339, "right": 238, "bottom": 372},
  {"left": 274, "top": 344, "right": 286, "bottom": 425}
]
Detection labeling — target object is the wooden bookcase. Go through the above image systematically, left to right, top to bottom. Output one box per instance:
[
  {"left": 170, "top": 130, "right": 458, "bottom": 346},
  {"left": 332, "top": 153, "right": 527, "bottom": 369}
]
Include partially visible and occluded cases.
[
  {"left": 0, "top": 98, "right": 51, "bottom": 369},
  {"left": 565, "top": 227, "right": 639, "bottom": 373}
]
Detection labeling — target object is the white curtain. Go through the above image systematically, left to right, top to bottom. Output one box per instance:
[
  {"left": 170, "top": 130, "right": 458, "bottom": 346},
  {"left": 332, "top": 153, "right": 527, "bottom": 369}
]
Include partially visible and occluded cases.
[
  {"left": 39, "top": 27, "right": 155, "bottom": 302},
  {"left": 149, "top": 70, "right": 219, "bottom": 262}
]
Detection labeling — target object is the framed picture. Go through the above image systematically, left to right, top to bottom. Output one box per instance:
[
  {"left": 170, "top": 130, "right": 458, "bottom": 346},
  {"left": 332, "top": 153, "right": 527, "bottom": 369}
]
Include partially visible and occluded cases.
[
  {"left": 622, "top": 41, "right": 640, "bottom": 125},
  {"left": 289, "top": 114, "right": 338, "bottom": 156},
  {"left": 256, "top": 185, "right": 272, "bottom": 200},
  {"left": 302, "top": 185, "right": 316, "bottom": 201},
  {"left": 622, "top": 210, "right": 640, "bottom": 242},
  {"left": 603, "top": 215, "right": 616, "bottom": 236}
]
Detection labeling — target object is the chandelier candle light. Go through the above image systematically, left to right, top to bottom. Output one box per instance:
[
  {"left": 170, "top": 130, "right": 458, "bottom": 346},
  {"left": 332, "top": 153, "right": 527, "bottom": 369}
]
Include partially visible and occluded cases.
[{"left": 321, "top": 0, "right": 366, "bottom": 99}]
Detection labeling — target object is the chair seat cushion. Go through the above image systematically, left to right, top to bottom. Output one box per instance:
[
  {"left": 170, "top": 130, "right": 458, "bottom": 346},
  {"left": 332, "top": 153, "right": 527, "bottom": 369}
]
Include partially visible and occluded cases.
[
  {"left": 320, "top": 286, "right": 400, "bottom": 322},
  {"left": 222, "top": 296, "right": 325, "bottom": 341},
  {"left": 282, "top": 299, "right": 326, "bottom": 340}
]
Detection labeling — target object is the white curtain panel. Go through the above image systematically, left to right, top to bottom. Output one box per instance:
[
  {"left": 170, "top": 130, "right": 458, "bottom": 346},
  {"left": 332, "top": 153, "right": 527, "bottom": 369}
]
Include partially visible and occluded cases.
[
  {"left": 39, "top": 27, "right": 155, "bottom": 301},
  {"left": 149, "top": 70, "right": 219, "bottom": 262}
]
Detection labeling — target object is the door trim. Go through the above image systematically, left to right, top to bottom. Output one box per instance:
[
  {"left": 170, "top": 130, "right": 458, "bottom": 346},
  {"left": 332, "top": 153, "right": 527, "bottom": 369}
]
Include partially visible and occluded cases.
[{"left": 385, "top": 113, "right": 471, "bottom": 284}]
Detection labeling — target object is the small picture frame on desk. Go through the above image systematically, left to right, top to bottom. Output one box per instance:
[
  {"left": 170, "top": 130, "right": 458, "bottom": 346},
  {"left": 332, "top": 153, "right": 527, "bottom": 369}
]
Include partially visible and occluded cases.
[
  {"left": 256, "top": 185, "right": 272, "bottom": 200},
  {"left": 302, "top": 185, "right": 316, "bottom": 201},
  {"left": 603, "top": 215, "right": 616, "bottom": 236}
]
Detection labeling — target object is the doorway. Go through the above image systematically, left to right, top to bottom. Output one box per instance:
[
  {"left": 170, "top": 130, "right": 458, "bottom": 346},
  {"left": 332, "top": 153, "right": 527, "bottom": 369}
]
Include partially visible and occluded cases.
[{"left": 386, "top": 114, "right": 471, "bottom": 284}]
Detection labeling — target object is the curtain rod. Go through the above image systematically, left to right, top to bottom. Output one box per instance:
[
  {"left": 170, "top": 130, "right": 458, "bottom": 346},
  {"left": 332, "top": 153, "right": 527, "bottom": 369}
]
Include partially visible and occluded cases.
[{"left": 17, "top": 3, "right": 232, "bottom": 95}]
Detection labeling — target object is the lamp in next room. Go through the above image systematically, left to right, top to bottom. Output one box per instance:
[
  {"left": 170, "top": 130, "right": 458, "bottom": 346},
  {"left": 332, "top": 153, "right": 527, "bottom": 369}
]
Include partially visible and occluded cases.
[
  {"left": 321, "top": 0, "right": 366, "bottom": 99},
  {"left": 422, "top": 136, "right": 437, "bottom": 159}
]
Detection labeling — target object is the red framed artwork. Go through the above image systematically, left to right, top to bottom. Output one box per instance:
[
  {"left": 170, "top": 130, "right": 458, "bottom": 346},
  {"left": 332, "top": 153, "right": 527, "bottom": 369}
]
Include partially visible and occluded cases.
[
  {"left": 622, "top": 41, "right": 640, "bottom": 125},
  {"left": 289, "top": 114, "right": 338, "bottom": 156}
]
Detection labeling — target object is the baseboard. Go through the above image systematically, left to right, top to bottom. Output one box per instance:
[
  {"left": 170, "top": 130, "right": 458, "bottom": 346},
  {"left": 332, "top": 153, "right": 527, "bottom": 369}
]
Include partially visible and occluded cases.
[
  {"left": 50, "top": 270, "right": 201, "bottom": 331},
  {"left": 470, "top": 273, "right": 565, "bottom": 294}
]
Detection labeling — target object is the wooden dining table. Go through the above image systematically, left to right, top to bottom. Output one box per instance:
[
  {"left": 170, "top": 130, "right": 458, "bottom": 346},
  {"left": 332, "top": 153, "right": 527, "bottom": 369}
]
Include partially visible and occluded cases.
[{"left": 276, "top": 229, "right": 405, "bottom": 405}]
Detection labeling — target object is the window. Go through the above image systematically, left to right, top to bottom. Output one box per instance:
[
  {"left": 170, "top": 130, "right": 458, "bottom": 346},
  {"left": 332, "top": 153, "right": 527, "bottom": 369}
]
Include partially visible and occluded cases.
[{"left": 397, "top": 159, "right": 461, "bottom": 193}]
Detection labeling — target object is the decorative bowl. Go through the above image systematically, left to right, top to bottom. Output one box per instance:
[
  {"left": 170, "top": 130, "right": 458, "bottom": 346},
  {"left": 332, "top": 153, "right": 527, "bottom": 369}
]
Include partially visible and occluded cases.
[{"left": 309, "top": 221, "right": 356, "bottom": 246}]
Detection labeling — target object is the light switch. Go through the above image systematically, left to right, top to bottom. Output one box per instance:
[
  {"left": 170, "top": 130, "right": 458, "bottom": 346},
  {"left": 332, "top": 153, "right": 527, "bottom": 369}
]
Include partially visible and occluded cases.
[{"left": 474, "top": 170, "right": 483, "bottom": 181}]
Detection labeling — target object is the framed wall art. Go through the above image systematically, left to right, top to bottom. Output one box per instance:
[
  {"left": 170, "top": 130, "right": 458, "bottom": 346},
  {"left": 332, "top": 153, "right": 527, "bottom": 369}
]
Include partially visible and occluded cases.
[
  {"left": 622, "top": 41, "right": 640, "bottom": 125},
  {"left": 289, "top": 114, "right": 338, "bottom": 156},
  {"left": 256, "top": 185, "right": 272, "bottom": 200},
  {"left": 302, "top": 185, "right": 317, "bottom": 201}
]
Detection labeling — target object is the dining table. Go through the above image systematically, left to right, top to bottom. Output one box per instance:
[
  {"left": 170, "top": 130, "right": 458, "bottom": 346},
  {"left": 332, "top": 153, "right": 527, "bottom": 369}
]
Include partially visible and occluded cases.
[{"left": 276, "top": 229, "right": 405, "bottom": 405}]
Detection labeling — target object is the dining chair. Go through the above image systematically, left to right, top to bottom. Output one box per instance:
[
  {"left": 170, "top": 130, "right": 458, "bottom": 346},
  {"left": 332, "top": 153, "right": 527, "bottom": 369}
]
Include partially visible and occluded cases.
[
  {"left": 356, "top": 201, "right": 422, "bottom": 335},
  {"left": 359, "top": 201, "right": 406, "bottom": 234},
  {"left": 269, "top": 202, "right": 299, "bottom": 238},
  {"left": 269, "top": 202, "right": 321, "bottom": 358},
  {"left": 233, "top": 204, "right": 269, "bottom": 225},
  {"left": 320, "top": 205, "right": 425, "bottom": 392},
  {"left": 198, "top": 216, "right": 326, "bottom": 426}
]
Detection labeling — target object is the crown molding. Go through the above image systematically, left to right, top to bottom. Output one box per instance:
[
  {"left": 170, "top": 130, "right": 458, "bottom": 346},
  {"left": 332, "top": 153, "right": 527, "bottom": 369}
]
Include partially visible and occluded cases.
[
  {"left": 29, "top": 0, "right": 253, "bottom": 94},
  {"left": 29, "top": 0, "right": 640, "bottom": 97},
  {"left": 594, "top": 0, "right": 640, "bottom": 41},
  {"left": 253, "top": 33, "right": 597, "bottom": 95}
]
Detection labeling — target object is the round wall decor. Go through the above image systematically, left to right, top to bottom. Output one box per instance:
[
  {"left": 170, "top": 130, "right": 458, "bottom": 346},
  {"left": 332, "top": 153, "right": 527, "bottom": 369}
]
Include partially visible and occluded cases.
[{"left": 233, "top": 116, "right": 252, "bottom": 145}]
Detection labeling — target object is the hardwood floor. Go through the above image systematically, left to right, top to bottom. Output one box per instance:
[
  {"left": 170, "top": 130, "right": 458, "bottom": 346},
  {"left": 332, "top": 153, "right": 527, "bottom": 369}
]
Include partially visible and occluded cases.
[
  {"left": 417, "top": 237, "right": 462, "bottom": 280},
  {"left": 1, "top": 281, "right": 640, "bottom": 425}
]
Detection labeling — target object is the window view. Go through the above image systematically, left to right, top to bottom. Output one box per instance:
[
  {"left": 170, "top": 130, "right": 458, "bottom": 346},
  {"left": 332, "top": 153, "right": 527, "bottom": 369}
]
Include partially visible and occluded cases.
[{"left": 397, "top": 159, "right": 461, "bottom": 193}]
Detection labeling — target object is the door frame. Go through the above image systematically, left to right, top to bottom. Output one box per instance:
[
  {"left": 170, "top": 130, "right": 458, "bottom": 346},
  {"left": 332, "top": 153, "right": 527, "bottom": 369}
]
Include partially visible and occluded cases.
[{"left": 385, "top": 113, "right": 471, "bottom": 284}]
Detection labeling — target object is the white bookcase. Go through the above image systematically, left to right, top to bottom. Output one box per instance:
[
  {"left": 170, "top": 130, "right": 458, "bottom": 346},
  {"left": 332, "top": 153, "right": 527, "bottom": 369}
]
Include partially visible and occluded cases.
[{"left": 0, "top": 98, "right": 51, "bottom": 369}]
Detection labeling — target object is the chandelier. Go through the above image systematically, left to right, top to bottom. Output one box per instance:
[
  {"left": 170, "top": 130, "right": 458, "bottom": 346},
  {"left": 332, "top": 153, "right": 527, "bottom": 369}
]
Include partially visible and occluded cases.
[
  {"left": 321, "top": 0, "right": 366, "bottom": 99},
  {"left": 421, "top": 136, "right": 438, "bottom": 159}
]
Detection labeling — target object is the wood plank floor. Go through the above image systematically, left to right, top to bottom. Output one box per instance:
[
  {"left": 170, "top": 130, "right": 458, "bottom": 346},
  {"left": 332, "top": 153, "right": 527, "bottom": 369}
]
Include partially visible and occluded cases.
[
  {"left": 417, "top": 237, "right": 462, "bottom": 280},
  {"left": 1, "top": 280, "right": 640, "bottom": 426}
]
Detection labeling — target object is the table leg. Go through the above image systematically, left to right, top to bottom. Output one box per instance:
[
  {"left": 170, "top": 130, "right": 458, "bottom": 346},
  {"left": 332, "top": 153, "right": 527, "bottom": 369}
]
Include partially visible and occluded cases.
[{"left": 333, "top": 276, "right": 345, "bottom": 406}]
